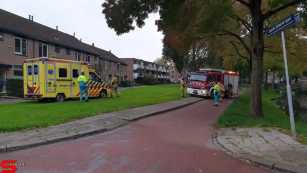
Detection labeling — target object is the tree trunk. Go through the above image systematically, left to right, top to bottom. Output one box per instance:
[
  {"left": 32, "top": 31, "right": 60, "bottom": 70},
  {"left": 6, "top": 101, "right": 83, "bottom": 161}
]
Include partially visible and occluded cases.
[{"left": 250, "top": 0, "right": 264, "bottom": 117}]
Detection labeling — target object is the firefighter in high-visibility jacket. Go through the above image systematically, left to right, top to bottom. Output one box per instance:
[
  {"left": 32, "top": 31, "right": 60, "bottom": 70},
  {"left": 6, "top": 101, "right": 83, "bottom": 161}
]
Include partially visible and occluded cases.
[
  {"left": 77, "top": 72, "right": 88, "bottom": 102},
  {"left": 110, "top": 76, "right": 119, "bottom": 98},
  {"left": 180, "top": 77, "right": 187, "bottom": 97},
  {"left": 212, "top": 82, "right": 221, "bottom": 106}
]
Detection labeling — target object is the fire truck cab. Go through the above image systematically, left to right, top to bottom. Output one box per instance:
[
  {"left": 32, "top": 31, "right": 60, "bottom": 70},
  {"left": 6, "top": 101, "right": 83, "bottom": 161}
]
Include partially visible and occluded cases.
[{"left": 187, "top": 68, "right": 239, "bottom": 98}]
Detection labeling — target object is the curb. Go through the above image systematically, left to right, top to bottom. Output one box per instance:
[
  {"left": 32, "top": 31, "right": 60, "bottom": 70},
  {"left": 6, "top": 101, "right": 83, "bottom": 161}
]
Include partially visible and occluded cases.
[
  {"left": 0, "top": 97, "right": 203, "bottom": 153},
  {"left": 124, "top": 98, "right": 204, "bottom": 121},
  {"left": 212, "top": 132, "right": 298, "bottom": 173}
]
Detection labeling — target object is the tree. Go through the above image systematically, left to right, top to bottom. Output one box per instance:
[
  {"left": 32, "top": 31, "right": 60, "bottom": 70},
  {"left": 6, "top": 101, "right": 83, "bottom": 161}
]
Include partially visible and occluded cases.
[
  {"left": 102, "top": 0, "right": 307, "bottom": 117},
  {"left": 154, "top": 57, "right": 169, "bottom": 66}
]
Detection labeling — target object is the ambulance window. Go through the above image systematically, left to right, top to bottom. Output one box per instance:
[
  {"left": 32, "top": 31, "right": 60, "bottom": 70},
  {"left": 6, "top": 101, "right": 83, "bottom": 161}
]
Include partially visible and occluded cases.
[
  {"left": 27, "top": 65, "right": 32, "bottom": 75},
  {"left": 34, "top": 65, "right": 39, "bottom": 75},
  {"left": 59, "top": 68, "right": 67, "bottom": 78},
  {"left": 72, "top": 69, "right": 79, "bottom": 78}
]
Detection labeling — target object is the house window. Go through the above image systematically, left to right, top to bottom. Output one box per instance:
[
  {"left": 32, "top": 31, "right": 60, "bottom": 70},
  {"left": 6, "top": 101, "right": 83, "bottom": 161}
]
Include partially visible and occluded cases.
[
  {"left": 15, "top": 37, "right": 27, "bottom": 56},
  {"left": 39, "top": 43, "right": 48, "bottom": 57},
  {"left": 55, "top": 46, "right": 61, "bottom": 53},
  {"left": 66, "top": 49, "right": 71, "bottom": 55},
  {"left": 75, "top": 52, "right": 81, "bottom": 61},
  {"left": 85, "top": 55, "right": 90, "bottom": 62},
  {"left": 117, "top": 64, "right": 120, "bottom": 71},
  {"left": 12, "top": 65, "right": 23, "bottom": 78},
  {"left": 59, "top": 68, "right": 67, "bottom": 78},
  {"left": 72, "top": 69, "right": 79, "bottom": 78},
  {"left": 13, "top": 70, "right": 23, "bottom": 77}
]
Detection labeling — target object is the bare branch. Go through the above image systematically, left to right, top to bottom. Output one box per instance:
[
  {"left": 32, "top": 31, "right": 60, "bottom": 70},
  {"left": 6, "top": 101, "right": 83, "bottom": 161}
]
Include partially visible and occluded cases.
[
  {"left": 263, "top": 0, "right": 304, "bottom": 19},
  {"left": 229, "top": 14, "right": 251, "bottom": 32},
  {"left": 218, "top": 30, "right": 251, "bottom": 55},
  {"left": 229, "top": 41, "right": 249, "bottom": 59}
]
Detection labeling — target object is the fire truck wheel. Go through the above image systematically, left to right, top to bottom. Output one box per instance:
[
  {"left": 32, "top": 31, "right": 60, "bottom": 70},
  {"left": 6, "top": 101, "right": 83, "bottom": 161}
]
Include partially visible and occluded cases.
[{"left": 56, "top": 94, "right": 65, "bottom": 102}]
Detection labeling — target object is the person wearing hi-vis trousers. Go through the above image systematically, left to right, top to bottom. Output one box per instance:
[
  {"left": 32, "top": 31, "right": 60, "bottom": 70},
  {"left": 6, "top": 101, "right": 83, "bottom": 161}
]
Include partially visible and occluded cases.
[
  {"left": 77, "top": 72, "right": 88, "bottom": 102},
  {"left": 110, "top": 75, "right": 119, "bottom": 98},
  {"left": 180, "top": 76, "right": 187, "bottom": 97}
]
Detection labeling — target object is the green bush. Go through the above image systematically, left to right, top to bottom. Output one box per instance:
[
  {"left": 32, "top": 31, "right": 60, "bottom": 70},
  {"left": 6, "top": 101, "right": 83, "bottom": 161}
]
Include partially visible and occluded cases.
[{"left": 136, "top": 75, "right": 159, "bottom": 85}]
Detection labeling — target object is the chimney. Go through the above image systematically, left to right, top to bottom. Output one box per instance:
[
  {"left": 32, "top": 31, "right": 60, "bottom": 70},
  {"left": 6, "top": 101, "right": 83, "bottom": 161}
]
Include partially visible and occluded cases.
[
  {"left": 28, "top": 15, "right": 34, "bottom": 21},
  {"left": 56, "top": 26, "right": 59, "bottom": 30},
  {"left": 73, "top": 32, "right": 76, "bottom": 37},
  {"left": 92, "top": 43, "right": 95, "bottom": 47}
]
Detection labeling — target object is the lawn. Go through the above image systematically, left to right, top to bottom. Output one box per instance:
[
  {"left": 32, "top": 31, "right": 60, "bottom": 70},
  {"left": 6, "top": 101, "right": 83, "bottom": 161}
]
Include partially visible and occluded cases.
[
  {"left": 0, "top": 84, "right": 182, "bottom": 132},
  {"left": 218, "top": 89, "right": 307, "bottom": 143}
]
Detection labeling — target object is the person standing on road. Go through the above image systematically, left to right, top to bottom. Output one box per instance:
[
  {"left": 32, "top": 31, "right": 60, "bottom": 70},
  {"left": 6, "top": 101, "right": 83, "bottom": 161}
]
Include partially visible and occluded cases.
[
  {"left": 77, "top": 72, "right": 88, "bottom": 102},
  {"left": 111, "top": 75, "right": 119, "bottom": 98},
  {"left": 180, "top": 76, "right": 187, "bottom": 98},
  {"left": 212, "top": 82, "right": 221, "bottom": 106}
]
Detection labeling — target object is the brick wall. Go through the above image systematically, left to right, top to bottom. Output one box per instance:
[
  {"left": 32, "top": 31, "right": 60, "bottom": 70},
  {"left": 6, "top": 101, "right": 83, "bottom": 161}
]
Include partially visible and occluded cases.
[{"left": 121, "top": 58, "right": 134, "bottom": 81}]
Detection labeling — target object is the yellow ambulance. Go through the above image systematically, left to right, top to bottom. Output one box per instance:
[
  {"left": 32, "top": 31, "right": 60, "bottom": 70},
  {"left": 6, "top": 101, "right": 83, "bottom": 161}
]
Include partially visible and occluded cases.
[{"left": 23, "top": 57, "right": 109, "bottom": 101}]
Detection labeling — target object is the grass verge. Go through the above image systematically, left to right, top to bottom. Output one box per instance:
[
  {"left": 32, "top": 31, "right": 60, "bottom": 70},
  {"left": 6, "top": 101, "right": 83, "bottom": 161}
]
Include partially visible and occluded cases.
[
  {"left": 0, "top": 84, "right": 182, "bottom": 132},
  {"left": 218, "top": 89, "right": 307, "bottom": 144}
]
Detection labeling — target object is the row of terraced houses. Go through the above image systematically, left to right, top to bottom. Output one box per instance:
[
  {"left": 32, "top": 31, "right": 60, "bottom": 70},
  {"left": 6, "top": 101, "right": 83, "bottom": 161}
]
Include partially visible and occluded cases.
[{"left": 0, "top": 9, "right": 177, "bottom": 96}]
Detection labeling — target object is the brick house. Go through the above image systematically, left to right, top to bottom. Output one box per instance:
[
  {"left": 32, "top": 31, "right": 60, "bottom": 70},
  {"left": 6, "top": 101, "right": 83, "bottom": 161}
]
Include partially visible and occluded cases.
[
  {"left": 0, "top": 9, "right": 127, "bottom": 95},
  {"left": 121, "top": 58, "right": 172, "bottom": 83}
]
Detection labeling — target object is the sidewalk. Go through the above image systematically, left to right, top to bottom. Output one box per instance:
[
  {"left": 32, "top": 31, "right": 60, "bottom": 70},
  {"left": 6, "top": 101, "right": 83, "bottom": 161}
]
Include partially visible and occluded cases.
[
  {"left": 0, "top": 97, "right": 202, "bottom": 153},
  {"left": 0, "top": 97, "right": 26, "bottom": 104},
  {"left": 215, "top": 128, "right": 307, "bottom": 173}
]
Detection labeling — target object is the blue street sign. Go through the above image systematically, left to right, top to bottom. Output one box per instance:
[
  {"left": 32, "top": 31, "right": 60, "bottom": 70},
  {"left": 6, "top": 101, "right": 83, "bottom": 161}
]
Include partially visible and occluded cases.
[{"left": 266, "top": 13, "right": 300, "bottom": 37}]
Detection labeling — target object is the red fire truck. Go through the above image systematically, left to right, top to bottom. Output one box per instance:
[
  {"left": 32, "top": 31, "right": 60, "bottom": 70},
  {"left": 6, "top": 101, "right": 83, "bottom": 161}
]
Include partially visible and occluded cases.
[{"left": 187, "top": 68, "right": 239, "bottom": 98}]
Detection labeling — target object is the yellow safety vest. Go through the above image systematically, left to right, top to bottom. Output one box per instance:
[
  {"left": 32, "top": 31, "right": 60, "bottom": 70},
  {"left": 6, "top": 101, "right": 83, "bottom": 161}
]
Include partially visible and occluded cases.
[{"left": 77, "top": 75, "right": 88, "bottom": 83}]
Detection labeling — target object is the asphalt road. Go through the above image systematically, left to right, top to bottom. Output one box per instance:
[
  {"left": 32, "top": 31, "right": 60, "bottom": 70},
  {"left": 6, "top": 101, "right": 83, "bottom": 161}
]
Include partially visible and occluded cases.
[{"left": 0, "top": 100, "right": 274, "bottom": 173}]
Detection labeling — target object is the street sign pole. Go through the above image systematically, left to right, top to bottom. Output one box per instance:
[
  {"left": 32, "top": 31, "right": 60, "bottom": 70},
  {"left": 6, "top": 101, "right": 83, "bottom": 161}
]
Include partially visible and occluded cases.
[{"left": 281, "top": 31, "right": 296, "bottom": 138}]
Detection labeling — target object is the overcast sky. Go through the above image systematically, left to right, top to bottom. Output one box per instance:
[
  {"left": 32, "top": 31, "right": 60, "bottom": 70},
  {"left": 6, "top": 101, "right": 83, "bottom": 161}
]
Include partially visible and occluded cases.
[{"left": 1, "top": 0, "right": 163, "bottom": 62}]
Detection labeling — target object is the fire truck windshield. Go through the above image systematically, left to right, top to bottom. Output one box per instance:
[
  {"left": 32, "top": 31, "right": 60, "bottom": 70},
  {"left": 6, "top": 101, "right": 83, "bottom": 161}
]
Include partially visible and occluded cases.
[{"left": 189, "top": 74, "right": 207, "bottom": 82}]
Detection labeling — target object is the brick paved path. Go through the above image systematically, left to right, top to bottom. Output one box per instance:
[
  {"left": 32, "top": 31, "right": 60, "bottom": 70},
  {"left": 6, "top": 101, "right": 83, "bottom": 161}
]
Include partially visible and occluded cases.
[{"left": 0, "top": 100, "right": 274, "bottom": 173}]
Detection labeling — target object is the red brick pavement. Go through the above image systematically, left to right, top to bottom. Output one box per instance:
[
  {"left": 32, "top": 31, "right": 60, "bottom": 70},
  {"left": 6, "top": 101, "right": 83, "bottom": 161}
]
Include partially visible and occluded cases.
[{"left": 0, "top": 100, "right": 273, "bottom": 173}]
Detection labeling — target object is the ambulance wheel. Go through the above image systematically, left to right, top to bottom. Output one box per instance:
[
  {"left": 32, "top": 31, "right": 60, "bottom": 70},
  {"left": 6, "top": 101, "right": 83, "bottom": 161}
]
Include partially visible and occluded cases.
[
  {"left": 99, "top": 90, "right": 107, "bottom": 98},
  {"left": 56, "top": 94, "right": 65, "bottom": 102}
]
